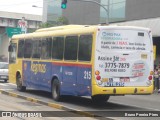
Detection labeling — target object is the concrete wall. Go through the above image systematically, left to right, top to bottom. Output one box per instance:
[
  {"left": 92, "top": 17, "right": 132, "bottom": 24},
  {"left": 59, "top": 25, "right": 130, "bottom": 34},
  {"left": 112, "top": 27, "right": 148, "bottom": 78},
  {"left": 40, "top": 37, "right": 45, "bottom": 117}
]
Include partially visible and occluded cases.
[
  {"left": 63, "top": 0, "right": 100, "bottom": 25},
  {"left": 126, "top": 0, "right": 160, "bottom": 21},
  {"left": 0, "top": 11, "right": 42, "bottom": 21},
  {"left": 0, "top": 12, "right": 42, "bottom": 62},
  {"left": 0, "top": 28, "right": 8, "bottom": 62}
]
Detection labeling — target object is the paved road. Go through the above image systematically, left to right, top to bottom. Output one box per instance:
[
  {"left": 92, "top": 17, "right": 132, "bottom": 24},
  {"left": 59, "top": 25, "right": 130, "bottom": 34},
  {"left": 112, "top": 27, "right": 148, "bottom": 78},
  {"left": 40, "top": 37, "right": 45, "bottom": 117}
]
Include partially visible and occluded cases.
[
  {"left": 0, "top": 81, "right": 160, "bottom": 120},
  {"left": 0, "top": 81, "right": 98, "bottom": 120}
]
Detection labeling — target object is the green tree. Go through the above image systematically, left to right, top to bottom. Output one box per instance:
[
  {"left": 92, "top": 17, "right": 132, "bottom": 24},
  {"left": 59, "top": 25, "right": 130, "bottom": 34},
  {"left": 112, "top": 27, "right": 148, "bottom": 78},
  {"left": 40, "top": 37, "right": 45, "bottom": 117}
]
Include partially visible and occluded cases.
[
  {"left": 39, "top": 16, "right": 69, "bottom": 28},
  {"left": 56, "top": 16, "right": 69, "bottom": 25},
  {"left": 39, "top": 22, "right": 54, "bottom": 28}
]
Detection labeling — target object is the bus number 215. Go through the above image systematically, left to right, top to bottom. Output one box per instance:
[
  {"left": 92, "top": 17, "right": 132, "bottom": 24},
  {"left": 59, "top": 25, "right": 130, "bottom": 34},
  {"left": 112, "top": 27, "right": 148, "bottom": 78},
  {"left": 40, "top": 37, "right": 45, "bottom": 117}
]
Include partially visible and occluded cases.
[{"left": 84, "top": 71, "right": 91, "bottom": 80}]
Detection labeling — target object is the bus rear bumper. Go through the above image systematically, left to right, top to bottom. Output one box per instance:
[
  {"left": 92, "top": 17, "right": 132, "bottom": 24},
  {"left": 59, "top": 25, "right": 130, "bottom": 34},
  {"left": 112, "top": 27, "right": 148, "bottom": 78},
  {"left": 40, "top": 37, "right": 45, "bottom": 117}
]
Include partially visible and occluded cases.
[{"left": 92, "top": 85, "right": 154, "bottom": 96}]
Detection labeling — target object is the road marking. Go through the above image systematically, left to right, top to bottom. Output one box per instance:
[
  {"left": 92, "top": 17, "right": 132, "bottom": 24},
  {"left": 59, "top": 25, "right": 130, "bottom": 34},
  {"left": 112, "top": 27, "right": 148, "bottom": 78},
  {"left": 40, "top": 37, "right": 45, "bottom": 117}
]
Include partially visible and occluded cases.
[
  {"left": 0, "top": 83, "right": 8, "bottom": 86},
  {"left": 0, "top": 83, "right": 16, "bottom": 86},
  {"left": 7, "top": 83, "right": 16, "bottom": 86},
  {"left": 0, "top": 89, "right": 13, "bottom": 90},
  {"left": 111, "top": 101, "right": 160, "bottom": 111}
]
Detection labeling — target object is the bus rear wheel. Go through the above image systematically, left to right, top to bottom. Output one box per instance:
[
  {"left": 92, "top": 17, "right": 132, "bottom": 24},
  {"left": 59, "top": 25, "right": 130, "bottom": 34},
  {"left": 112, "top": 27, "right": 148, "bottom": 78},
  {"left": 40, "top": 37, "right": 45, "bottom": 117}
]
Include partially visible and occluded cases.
[
  {"left": 16, "top": 74, "right": 26, "bottom": 92},
  {"left": 52, "top": 79, "right": 61, "bottom": 101},
  {"left": 91, "top": 95, "right": 110, "bottom": 103}
]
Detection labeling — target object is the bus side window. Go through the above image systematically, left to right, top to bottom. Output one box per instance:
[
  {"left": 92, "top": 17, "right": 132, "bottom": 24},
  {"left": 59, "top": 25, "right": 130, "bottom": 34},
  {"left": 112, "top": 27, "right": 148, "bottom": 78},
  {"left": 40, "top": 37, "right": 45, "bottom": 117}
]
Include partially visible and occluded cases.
[
  {"left": 78, "top": 34, "right": 92, "bottom": 61},
  {"left": 64, "top": 36, "right": 78, "bottom": 61},
  {"left": 41, "top": 37, "right": 52, "bottom": 59},
  {"left": 52, "top": 37, "right": 64, "bottom": 60},
  {"left": 32, "top": 38, "right": 41, "bottom": 59},
  {"left": 18, "top": 39, "right": 24, "bottom": 58},
  {"left": 24, "top": 39, "right": 33, "bottom": 58}
]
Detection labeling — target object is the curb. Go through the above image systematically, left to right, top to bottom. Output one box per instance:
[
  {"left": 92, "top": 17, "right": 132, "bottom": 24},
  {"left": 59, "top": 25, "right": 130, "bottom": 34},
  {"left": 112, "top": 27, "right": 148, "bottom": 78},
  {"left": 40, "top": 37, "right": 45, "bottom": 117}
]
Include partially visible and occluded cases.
[{"left": 0, "top": 89, "right": 101, "bottom": 118}]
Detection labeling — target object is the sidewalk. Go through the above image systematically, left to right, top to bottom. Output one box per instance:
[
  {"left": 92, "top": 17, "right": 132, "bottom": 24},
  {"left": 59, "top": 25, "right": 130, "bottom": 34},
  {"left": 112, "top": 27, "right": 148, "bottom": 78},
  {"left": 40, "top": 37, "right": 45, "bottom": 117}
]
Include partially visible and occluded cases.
[{"left": 153, "top": 89, "right": 160, "bottom": 94}]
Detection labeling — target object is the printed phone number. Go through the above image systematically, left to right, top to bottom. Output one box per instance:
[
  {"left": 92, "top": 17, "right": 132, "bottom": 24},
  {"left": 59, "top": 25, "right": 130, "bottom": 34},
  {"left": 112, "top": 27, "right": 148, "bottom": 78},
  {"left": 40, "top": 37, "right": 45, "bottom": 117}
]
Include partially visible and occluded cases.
[{"left": 105, "top": 63, "right": 130, "bottom": 68}]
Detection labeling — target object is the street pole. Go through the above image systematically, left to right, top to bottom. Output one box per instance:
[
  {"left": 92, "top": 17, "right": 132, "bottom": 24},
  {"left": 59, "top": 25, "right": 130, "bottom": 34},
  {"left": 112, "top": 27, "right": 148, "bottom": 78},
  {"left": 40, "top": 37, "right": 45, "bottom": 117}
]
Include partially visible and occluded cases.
[
  {"left": 72, "top": 0, "right": 109, "bottom": 24},
  {"left": 107, "top": 0, "right": 110, "bottom": 24},
  {"left": 0, "top": 32, "right": 6, "bottom": 45}
]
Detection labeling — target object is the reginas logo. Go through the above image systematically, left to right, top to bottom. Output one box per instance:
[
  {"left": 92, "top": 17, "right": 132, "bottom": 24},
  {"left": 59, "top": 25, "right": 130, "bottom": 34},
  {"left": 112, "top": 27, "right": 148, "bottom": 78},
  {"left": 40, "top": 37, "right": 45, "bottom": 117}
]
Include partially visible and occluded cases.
[
  {"left": 101, "top": 32, "right": 122, "bottom": 40},
  {"left": 102, "top": 32, "right": 108, "bottom": 37},
  {"left": 31, "top": 63, "right": 46, "bottom": 74}
]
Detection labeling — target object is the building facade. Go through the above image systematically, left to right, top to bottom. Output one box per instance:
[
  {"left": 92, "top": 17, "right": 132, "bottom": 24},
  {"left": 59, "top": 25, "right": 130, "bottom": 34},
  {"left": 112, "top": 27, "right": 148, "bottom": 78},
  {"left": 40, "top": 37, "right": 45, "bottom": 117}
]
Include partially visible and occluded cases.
[{"left": 0, "top": 11, "right": 42, "bottom": 62}]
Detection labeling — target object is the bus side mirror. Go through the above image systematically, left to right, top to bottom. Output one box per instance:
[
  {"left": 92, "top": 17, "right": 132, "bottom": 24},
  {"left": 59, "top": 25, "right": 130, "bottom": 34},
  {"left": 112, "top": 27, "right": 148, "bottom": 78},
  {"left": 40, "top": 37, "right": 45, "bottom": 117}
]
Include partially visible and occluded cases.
[{"left": 8, "top": 45, "right": 13, "bottom": 52}]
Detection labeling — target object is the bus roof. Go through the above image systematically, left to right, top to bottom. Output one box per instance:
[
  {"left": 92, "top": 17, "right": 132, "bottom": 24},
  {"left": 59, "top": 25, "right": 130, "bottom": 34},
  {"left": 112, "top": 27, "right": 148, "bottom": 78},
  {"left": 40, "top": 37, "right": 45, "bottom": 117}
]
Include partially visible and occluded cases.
[
  {"left": 99, "top": 24, "right": 151, "bottom": 31},
  {"left": 11, "top": 25, "right": 151, "bottom": 40},
  {"left": 12, "top": 25, "right": 97, "bottom": 40},
  {"left": 35, "top": 25, "right": 90, "bottom": 32}
]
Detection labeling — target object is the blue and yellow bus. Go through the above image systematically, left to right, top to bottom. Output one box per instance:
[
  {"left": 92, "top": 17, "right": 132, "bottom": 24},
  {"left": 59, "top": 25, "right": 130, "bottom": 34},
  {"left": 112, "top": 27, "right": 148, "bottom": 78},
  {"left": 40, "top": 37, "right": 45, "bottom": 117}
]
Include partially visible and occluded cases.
[{"left": 8, "top": 25, "right": 154, "bottom": 102}]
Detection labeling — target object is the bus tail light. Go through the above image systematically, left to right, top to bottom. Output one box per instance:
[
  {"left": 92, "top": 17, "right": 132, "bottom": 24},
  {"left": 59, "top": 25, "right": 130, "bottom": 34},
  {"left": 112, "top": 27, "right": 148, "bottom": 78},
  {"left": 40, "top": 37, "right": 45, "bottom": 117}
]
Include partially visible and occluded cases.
[
  {"left": 95, "top": 70, "right": 100, "bottom": 75},
  {"left": 148, "top": 71, "right": 153, "bottom": 80},
  {"left": 150, "top": 71, "right": 154, "bottom": 75},
  {"left": 96, "top": 75, "right": 101, "bottom": 80},
  {"left": 148, "top": 76, "right": 152, "bottom": 80}
]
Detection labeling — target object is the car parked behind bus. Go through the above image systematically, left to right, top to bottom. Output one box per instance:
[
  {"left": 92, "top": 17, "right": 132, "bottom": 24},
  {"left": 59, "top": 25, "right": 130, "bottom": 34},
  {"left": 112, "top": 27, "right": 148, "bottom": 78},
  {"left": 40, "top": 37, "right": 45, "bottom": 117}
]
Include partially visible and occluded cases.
[{"left": 0, "top": 62, "right": 8, "bottom": 82}]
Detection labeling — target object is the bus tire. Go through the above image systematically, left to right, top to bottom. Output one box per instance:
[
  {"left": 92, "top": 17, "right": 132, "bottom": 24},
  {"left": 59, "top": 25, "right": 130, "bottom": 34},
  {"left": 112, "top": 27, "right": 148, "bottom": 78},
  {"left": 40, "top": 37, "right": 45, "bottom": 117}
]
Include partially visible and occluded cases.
[
  {"left": 16, "top": 74, "right": 26, "bottom": 92},
  {"left": 52, "top": 79, "right": 61, "bottom": 101},
  {"left": 91, "top": 95, "right": 110, "bottom": 103}
]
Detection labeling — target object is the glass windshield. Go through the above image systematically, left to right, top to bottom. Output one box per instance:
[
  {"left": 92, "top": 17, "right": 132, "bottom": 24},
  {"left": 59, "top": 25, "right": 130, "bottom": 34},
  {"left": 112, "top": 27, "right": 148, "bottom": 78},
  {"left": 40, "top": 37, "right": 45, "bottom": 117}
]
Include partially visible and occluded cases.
[{"left": 0, "top": 63, "right": 8, "bottom": 69}]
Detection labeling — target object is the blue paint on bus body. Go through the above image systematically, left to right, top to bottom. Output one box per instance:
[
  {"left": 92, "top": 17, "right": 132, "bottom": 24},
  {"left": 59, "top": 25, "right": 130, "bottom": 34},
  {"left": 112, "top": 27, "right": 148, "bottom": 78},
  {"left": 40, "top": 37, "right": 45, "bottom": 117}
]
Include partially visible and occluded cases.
[{"left": 22, "top": 61, "right": 92, "bottom": 96}]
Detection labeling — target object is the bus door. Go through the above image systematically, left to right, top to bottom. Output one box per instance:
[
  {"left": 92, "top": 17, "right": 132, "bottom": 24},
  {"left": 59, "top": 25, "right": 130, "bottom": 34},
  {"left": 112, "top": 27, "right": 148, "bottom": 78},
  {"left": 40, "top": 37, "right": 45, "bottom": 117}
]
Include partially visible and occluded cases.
[
  {"left": 61, "top": 36, "right": 79, "bottom": 95},
  {"left": 29, "top": 39, "right": 42, "bottom": 88},
  {"left": 8, "top": 40, "right": 18, "bottom": 84},
  {"left": 23, "top": 60, "right": 32, "bottom": 87},
  {"left": 23, "top": 61, "right": 49, "bottom": 90},
  {"left": 30, "top": 61, "right": 41, "bottom": 88},
  {"left": 38, "top": 62, "right": 52, "bottom": 91},
  {"left": 62, "top": 65, "right": 77, "bottom": 95},
  {"left": 76, "top": 66, "right": 92, "bottom": 96}
]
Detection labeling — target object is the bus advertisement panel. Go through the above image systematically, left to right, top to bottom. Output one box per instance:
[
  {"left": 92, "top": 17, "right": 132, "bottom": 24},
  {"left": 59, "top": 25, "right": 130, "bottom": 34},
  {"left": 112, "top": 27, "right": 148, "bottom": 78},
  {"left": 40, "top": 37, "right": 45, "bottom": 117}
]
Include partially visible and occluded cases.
[{"left": 95, "top": 27, "right": 153, "bottom": 87}]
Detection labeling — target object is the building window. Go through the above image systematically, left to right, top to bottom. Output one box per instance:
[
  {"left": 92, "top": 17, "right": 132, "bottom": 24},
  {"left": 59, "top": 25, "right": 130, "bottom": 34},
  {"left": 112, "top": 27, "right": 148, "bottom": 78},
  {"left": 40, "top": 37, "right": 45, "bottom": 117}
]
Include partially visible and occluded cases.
[
  {"left": 47, "top": 0, "right": 62, "bottom": 23},
  {"left": 100, "top": 0, "right": 126, "bottom": 23}
]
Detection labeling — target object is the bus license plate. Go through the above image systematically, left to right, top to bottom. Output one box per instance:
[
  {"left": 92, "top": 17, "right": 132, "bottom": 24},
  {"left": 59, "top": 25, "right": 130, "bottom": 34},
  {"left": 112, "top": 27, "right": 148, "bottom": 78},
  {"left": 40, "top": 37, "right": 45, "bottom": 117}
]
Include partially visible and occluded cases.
[{"left": 120, "top": 77, "right": 130, "bottom": 82}]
